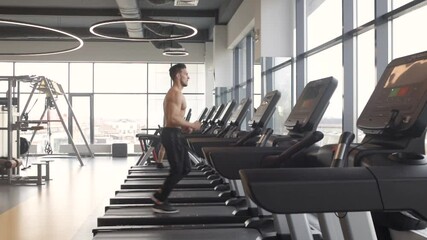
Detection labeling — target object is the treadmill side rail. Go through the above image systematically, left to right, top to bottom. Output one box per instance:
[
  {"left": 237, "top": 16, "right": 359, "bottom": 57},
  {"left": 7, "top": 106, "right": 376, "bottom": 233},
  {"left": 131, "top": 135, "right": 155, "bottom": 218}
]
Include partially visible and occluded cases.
[
  {"left": 206, "top": 147, "right": 286, "bottom": 179},
  {"left": 369, "top": 165, "right": 427, "bottom": 221},
  {"left": 240, "top": 167, "right": 383, "bottom": 214}
]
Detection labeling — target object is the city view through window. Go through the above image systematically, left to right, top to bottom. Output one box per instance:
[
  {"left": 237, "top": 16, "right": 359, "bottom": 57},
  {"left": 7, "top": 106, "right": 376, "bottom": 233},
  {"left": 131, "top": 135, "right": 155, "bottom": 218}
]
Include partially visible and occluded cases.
[{"left": 0, "top": 63, "right": 205, "bottom": 155}]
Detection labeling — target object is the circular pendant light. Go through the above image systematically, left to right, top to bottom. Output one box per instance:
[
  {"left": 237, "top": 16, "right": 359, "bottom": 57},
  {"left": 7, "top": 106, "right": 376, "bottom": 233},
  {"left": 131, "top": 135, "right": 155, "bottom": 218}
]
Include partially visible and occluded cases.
[
  {"left": 0, "top": 19, "right": 84, "bottom": 56},
  {"left": 89, "top": 19, "right": 198, "bottom": 42},
  {"left": 163, "top": 48, "right": 189, "bottom": 56}
]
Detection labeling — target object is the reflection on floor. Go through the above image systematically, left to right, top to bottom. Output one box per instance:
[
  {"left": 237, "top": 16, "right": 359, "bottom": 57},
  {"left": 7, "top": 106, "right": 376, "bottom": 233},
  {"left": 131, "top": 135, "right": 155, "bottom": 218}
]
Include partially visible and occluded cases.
[{"left": 0, "top": 156, "right": 135, "bottom": 240}]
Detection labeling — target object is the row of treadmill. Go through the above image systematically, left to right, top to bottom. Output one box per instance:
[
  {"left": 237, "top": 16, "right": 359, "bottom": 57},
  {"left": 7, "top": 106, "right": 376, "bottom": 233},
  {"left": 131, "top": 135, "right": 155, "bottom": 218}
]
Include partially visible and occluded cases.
[{"left": 91, "top": 50, "right": 427, "bottom": 240}]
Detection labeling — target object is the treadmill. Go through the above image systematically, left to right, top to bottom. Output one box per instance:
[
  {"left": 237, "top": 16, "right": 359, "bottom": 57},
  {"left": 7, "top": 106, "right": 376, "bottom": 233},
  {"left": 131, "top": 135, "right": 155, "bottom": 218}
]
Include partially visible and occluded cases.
[
  {"left": 240, "top": 50, "right": 427, "bottom": 240},
  {"left": 204, "top": 76, "right": 338, "bottom": 173},
  {"left": 92, "top": 78, "right": 337, "bottom": 239},
  {"left": 97, "top": 78, "right": 337, "bottom": 229},
  {"left": 112, "top": 78, "right": 335, "bottom": 206},
  {"left": 95, "top": 91, "right": 281, "bottom": 229},
  {"left": 116, "top": 91, "right": 280, "bottom": 192},
  {"left": 185, "top": 91, "right": 290, "bottom": 159},
  {"left": 110, "top": 99, "right": 253, "bottom": 204},
  {"left": 127, "top": 99, "right": 238, "bottom": 178},
  {"left": 130, "top": 99, "right": 249, "bottom": 173},
  {"left": 201, "top": 99, "right": 236, "bottom": 135},
  {"left": 130, "top": 103, "right": 226, "bottom": 173},
  {"left": 197, "top": 103, "right": 225, "bottom": 134},
  {"left": 131, "top": 106, "right": 221, "bottom": 170},
  {"left": 132, "top": 107, "right": 207, "bottom": 169}
]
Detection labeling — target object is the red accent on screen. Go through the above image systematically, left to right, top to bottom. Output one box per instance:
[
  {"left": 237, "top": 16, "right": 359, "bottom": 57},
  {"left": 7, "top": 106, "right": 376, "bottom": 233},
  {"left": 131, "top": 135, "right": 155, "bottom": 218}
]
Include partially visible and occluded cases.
[{"left": 397, "top": 86, "right": 410, "bottom": 96}]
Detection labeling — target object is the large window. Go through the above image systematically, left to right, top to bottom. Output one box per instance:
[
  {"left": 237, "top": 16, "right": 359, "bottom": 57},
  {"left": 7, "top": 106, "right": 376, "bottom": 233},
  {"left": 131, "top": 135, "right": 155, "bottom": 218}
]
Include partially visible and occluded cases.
[
  {"left": 307, "top": 0, "right": 342, "bottom": 50},
  {"left": 393, "top": 0, "right": 414, "bottom": 9},
  {"left": 357, "top": 1, "right": 375, "bottom": 26},
  {"left": 392, "top": 5, "right": 427, "bottom": 58},
  {"left": 357, "top": 29, "right": 376, "bottom": 142},
  {"left": 232, "top": 35, "right": 254, "bottom": 131},
  {"left": 307, "top": 44, "right": 343, "bottom": 144},
  {"left": 0, "top": 62, "right": 13, "bottom": 91},
  {"left": 1, "top": 62, "right": 205, "bottom": 155},
  {"left": 15, "top": 63, "right": 69, "bottom": 93},
  {"left": 70, "top": 63, "right": 93, "bottom": 93},
  {"left": 94, "top": 63, "right": 147, "bottom": 93},
  {"left": 148, "top": 64, "right": 171, "bottom": 93},
  {"left": 184, "top": 64, "right": 206, "bottom": 93},
  {"left": 271, "top": 65, "right": 292, "bottom": 135},
  {"left": 94, "top": 94, "right": 146, "bottom": 144},
  {"left": 147, "top": 94, "right": 165, "bottom": 129}
]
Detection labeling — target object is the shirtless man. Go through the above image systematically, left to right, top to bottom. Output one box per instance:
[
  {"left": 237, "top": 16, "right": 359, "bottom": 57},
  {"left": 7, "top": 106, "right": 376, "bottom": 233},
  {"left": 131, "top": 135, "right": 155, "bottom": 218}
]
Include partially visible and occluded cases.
[{"left": 151, "top": 63, "right": 201, "bottom": 214}]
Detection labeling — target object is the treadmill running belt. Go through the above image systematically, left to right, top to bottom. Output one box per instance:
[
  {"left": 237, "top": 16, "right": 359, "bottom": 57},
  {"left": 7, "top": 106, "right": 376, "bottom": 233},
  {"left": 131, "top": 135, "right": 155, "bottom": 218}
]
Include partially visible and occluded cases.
[
  {"left": 127, "top": 171, "right": 206, "bottom": 178},
  {"left": 122, "top": 179, "right": 219, "bottom": 189},
  {"left": 111, "top": 190, "right": 228, "bottom": 204},
  {"left": 98, "top": 205, "right": 250, "bottom": 226},
  {"left": 93, "top": 228, "right": 261, "bottom": 240}
]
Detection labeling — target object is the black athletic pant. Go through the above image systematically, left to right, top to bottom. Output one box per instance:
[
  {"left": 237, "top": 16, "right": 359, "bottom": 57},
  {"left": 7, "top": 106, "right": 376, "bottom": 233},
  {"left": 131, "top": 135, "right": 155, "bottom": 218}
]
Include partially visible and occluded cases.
[{"left": 156, "top": 127, "right": 191, "bottom": 202}]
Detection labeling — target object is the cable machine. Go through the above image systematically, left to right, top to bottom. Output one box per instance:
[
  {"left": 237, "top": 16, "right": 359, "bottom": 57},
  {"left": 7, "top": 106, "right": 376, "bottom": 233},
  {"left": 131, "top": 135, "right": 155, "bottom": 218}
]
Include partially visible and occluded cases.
[
  {"left": 0, "top": 75, "right": 93, "bottom": 184},
  {"left": 19, "top": 75, "right": 93, "bottom": 165}
]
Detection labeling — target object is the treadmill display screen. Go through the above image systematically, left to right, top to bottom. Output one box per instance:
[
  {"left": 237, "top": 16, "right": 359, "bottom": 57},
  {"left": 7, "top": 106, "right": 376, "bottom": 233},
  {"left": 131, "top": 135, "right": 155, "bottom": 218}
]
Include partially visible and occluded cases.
[
  {"left": 358, "top": 51, "right": 427, "bottom": 136},
  {"left": 383, "top": 59, "right": 427, "bottom": 98},
  {"left": 301, "top": 87, "right": 319, "bottom": 109},
  {"left": 253, "top": 100, "right": 269, "bottom": 122},
  {"left": 219, "top": 101, "right": 233, "bottom": 120},
  {"left": 229, "top": 104, "right": 244, "bottom": 122}
]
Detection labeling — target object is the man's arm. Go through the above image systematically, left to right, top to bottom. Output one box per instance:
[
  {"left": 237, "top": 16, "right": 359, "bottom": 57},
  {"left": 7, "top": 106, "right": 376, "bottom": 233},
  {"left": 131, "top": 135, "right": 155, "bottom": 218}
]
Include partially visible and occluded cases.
[{"left": 165, "top": 90, "right": 201, "bottom": 130}]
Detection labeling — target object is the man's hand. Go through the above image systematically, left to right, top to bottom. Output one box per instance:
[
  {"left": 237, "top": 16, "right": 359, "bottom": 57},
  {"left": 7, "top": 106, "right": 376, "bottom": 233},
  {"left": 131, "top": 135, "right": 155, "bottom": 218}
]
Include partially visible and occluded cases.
[
  {"left": 192, "top": 121, "right": 202, "bottom": 131},
  {"left": 182, "top": 126, "right": 193, "bottom": 134}
]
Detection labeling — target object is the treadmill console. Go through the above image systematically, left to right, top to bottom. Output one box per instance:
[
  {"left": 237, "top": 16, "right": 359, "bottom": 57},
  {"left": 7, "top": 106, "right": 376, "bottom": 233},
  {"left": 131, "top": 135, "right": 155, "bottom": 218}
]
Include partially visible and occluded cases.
[
  {"left": 358, "top": 50, "right": 427, "bottom": 136},
  {"left": 285, "top": 77, "right": 337, "bottom": 133},
  {"left": 250, "top": 90, "right": 281, "bottom": 128},
  {"left": 228, "top": 98, "right": 251, "bottom": 125},
  {"left": 216, "top": 100, "right": 236, "bottom": 124},
  {"left": 210, "top": 104, "right": 225, "bottom": 122},
  {"left": 203, "top": 106, "right": 216, "bottom": 123},
  {"left": 197, "top": 107, "right": 208, "bottom": 122}
]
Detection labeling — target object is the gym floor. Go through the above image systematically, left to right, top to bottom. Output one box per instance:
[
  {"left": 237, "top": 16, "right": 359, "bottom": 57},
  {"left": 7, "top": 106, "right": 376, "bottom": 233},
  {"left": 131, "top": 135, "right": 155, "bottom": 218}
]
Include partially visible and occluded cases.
[{"left": 0, "top": 155, "right": 135, "bottom": 240}]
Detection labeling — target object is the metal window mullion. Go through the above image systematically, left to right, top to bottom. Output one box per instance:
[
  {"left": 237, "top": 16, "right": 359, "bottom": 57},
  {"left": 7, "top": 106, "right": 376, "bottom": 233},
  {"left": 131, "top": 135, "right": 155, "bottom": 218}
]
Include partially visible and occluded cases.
[
  {"left": 295, "top": 0, "right": 307, "bottom": 97},
  {"left": 343, "top": 0, "right": 357, "bottom": 133},
  {"left": 375, "top": 0, "right": 391, "bottom": 81},
  {"left": 246, "top": 35, "right": 254, "bottom": 128},
  {"left": 233, "top": 48, "right": 240, "bottom": 101},
  {"left": 264, "top": 57, "right": 273, "bottom": 94},
  {"left": 264, "top": 57, "right": 273, "bottom": 129},
  {"left": 68, "top": 63, "right": 73, "bottom": 143},
  {"left": 91, "top": 63, "right": 95, "bottom": 143},
  {"left": 92, "top": 63, "right": 95, "bottom": 93},
  {"left": 146, "top": 64, "right": 150, "bottom": 133},
  {"left": 90, "top": 94, "right": 94, "bottom": 144}
]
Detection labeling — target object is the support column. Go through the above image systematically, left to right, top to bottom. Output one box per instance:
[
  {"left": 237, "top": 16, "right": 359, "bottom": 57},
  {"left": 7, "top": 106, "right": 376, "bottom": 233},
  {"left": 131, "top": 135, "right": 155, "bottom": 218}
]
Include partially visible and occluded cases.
[
  {"left": 254, "top": 0, "right": 294, "bottom": 60},
  {"left": 213, "top": 25, "right": 233, "bottom": 101},
  {"left": 205, "top": 42, "right": 214, "bottom": 108}
]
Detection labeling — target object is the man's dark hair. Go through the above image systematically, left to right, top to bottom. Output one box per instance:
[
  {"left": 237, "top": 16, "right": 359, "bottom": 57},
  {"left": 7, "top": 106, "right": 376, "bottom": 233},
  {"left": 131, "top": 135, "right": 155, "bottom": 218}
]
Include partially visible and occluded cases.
[{"left": 169, "top": 63, "right": 187, "bottom": 80}]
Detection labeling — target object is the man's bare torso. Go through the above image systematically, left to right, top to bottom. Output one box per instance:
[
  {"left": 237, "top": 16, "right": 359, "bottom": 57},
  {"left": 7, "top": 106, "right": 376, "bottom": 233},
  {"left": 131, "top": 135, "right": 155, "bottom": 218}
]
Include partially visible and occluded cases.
[{"left": 163, "top": 87, "right": 187, "bottom": 128}]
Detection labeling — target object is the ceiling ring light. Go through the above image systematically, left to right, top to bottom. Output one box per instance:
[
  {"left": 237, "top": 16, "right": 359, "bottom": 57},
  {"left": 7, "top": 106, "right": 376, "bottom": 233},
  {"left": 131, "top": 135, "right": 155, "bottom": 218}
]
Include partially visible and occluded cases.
[
  {"left": 0, "top": 19, "right": 84, "bottom": 56},
  {"left": 89, "top": 19, "right": 198, "bottom": 42},
  {"left": 163, "top": 49, "right": 189, "bottom": 57}
]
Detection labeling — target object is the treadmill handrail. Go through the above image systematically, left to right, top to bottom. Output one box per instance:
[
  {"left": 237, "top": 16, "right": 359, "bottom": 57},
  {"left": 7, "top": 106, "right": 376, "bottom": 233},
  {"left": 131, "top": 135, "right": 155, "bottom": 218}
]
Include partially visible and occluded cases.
[
  {"left": 260, "top": 131, "right": 324, "bottom": 168},
  {"left": 239, "top": 165, "right": 427, "bottom": 222}
]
